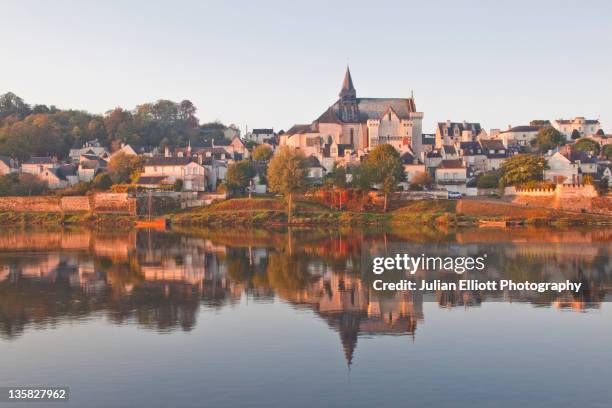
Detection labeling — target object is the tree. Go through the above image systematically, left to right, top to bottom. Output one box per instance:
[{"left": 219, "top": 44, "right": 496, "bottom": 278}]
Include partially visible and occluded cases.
[
  {"left": 0, "top": 92, "right": 31, "bottom": 121},
  {"left": 529, "top": 120, "right": 551, "bottom": 126},
  {"left": 531, "top": 126, "right": 565, "bottom": 153},
  {"left": 570, "top": 129, "right": 581, "bottom": 140},
  {"left": 596, "top": 129, "right": 605, "bottom": 136},
  {"left": 573, "top": 138, "right": 600, "bottom": 155},
  {"left": 252, "top": 144, "right": 273, "bottom": 162},
  {"left": 364, "top": 144, "right": 404, "bottom": 211},
  {"left": 603, "top": 144, "right": 612, "bottom": 160},
  {"left": 267, "top": 147, "right": 308, "bottom": 223},
  {"left": 108, "top": 152, "right": 145, "bottom": 184},
  {"left": 500, "top": 154, "right": 546, "bottom": 186},
  {"left": 226, "top": 160, "right": 256, "bottom": 194},
  {"left": 329, "top": 163, "right": 347, "bottom": 189},
  {"left": 350, "top": 164, "right": 372, "bottom": 211},
  {"left": 410, "top": 171, "right": 433, "bottom": 191},
  {"left": 476, "top": 171, "right": 500, "bottom": 189},
  {"left": 91, "top": 172, "right": 113, "bottom": 190},
  {"left": 0, "top": 173, "right": 47, "bottom": 196},
  {"left": 173, "top": 179, "right": 184, "bottom": 192}
]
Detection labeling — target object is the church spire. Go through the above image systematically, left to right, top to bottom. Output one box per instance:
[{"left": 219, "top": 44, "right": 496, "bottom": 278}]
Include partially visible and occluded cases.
[{"left": 339, "top": 66, "right": 356, "bottom": 100}]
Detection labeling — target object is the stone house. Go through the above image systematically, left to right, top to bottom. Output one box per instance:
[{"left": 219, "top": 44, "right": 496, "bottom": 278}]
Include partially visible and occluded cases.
[
  {"left": 435, "top": 121, "right": 483, "bottom": 147},
  {"left": 479, "top": 139, "right": 508, "bottom": 171},
  {"left": 458, "top": 141, "right": 487, "bottom": 173}
]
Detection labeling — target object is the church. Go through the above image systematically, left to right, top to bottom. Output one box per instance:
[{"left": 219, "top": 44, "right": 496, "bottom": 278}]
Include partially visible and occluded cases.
[{"left": 280, "top": 67, "right": 424, "bottom": 159}]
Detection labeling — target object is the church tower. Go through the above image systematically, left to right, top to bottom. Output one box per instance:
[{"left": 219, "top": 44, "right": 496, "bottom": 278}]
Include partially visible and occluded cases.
[{"left": 338, "top": 66, "right": 359, "bottom": 122}]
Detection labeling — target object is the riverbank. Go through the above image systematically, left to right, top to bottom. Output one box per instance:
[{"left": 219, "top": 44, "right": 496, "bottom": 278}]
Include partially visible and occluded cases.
[
  {"left": 1, "top": 197, "right": 610, "bottom": 228},
  {"left": 170, "top": 197, "right": 612, "bottom": 228}
]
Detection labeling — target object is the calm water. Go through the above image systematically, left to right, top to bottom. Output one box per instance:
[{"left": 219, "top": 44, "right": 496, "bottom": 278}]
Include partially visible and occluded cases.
[{"left": 1, "top": 226, "right": 611, "bottom": 408}]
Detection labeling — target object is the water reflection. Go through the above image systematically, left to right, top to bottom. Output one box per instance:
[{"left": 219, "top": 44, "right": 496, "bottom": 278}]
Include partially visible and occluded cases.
[{"left": 0, "top": 227, "right": 610, "bottom": 366}]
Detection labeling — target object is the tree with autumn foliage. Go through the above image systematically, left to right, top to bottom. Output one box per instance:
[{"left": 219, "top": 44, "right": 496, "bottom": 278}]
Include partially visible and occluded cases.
[{"left": 267, "top": 147, "right": 308, "bottom": 223}]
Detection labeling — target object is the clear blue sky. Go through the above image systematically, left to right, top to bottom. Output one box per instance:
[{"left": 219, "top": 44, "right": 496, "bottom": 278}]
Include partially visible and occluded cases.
[{"left": 1, "top": 0, "right": 611, "bottom": 133}]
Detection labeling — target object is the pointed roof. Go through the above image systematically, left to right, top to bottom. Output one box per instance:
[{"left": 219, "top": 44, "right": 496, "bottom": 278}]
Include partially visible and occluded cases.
[{"left": 339, "top": 66, "right": 356, "bottom": 99}]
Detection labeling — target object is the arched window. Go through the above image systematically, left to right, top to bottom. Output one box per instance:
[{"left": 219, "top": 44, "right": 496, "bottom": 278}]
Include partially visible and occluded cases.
[{"left": 388, "top": 112, "right": 391, "bottom": 121}]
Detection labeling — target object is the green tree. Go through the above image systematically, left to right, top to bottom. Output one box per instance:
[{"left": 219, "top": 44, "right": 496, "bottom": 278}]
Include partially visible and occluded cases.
[
  {"left": 0, "top": 92, "right": 31, "bottom": 121},
  {"left": 529, "top": 120, "right": 551, "bottom": 126},
  {"left": 531, "top": 126, "right": 565, "bottom": 153},
  {"left": 570, "top": 129, "right": 581, "bottom": 140},
  {"left": 596, "top": 129, "right": 605, "bottom": 136},
  {"left": 573, "top": 138, "right": 600, "bottom": 155},
  {"left": 252, "top": 144, "right": 273, "bottom": 162},
  {"left": 364, "top": 144, "right": 404, "bottom": 211},
  {"left": 603, "top": 144, "right": 612, "bottom": 160},
  {"left": 267, "top": 147, "right": 308, "bottom": 223},
  {"left": 108, "top": 152, "right": 145, "bottom": 184},
  {"left": 500, "top": 154, "right": 546, "bottom": 186},
  {"left": 226, "top": 160, "right": 256, "bottom": 194},
  {"left": 328, "top": 163, "right": 347, "bottom": 189},
  {"left": 350, "top": 164, "right": 372, "bottom": 211},
  {"left": 476, "top": 171, "right": 500, "bottom": 189},
  {"left": 92, "top": 172, "right": 113, "bottom": 190},
  {"left": 0, "top": 173, "right": 47, "bottom": 196},
  {"left": 173, "top": 179, "right": 184, "bottom": 192}
]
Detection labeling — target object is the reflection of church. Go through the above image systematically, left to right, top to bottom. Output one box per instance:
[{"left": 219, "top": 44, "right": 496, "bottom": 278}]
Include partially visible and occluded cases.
[{"left": 286, "top": 272, "right": 424, "bottom": 366}]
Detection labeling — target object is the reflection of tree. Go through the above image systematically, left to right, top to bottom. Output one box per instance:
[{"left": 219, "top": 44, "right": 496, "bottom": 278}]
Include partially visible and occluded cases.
[{"left": 266, "top": 252, "right": 312, "bottom": 299}]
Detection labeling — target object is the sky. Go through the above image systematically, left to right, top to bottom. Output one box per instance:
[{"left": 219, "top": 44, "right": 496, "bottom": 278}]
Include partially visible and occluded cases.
[{"left": 1, "top": 0, "right": 611, "bottom": 134}]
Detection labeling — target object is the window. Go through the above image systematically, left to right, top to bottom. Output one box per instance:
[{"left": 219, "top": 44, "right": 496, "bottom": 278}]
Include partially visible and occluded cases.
[
  {"left": 388, "top": 113, "right": 391, "bottom": 121},
  {"left": 350, "top": 129, "right": 354, "bottom": 145}
]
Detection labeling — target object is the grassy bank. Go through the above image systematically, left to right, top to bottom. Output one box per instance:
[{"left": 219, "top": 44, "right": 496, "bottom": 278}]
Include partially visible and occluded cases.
[
  {"left": 1, "top": 197, "right": 609, "bottom": 229},
  {"left": 171, "top": 197, "right": 611, "bottom": 228},
  {"left": 170, "top": 198, "right": 458, "bottom": 227},
  {"left": 0, "top": 211, "right": 136, "bottom": 228}
]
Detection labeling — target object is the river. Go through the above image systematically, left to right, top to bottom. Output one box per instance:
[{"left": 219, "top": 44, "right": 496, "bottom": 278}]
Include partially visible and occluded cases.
[{"left": 1, "top": 226, "right": 611, "bottom": 407}]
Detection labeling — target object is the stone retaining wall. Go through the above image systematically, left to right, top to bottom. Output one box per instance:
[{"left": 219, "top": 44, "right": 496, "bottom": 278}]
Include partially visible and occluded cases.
[{"left": 0, "top": 193, "right": 136, "bottom": 215}]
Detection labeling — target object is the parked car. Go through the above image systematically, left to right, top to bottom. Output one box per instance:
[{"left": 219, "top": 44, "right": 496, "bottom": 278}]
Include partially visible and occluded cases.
[{"left": 447, "top": 191, "right": 462, "bottom": 199}]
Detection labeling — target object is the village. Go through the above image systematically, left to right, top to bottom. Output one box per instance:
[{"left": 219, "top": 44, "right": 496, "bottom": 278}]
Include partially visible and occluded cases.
[{"left": 0, "top": 68, "right": 611, "bottom": 222}]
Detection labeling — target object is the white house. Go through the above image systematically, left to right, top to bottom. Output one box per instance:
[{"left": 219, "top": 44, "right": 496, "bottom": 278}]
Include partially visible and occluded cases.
[
  {"left": 552, "top": 117, "right": 601, "bottom": 140},
  {"left": 498, "top": 125, "right": 541, "bottom": 148},
  {"left": 246, "top": 128, "right": 275, "bottom": 144},
  {"left": 69, "top": 139, "right": 109, "bottom": 163},
  {"left": 400, "top": 152, "right": 426, "bottom": 185},
  {"left": 544, "top": 152, "right": 580, "bottom": 184},
  {"left": 0, "top": 155, "right": 17, "bottom": 175},
  {"left": 304, "top": 155, "right": 326, "bottom": 183},
  {"left": 138, "top": 157, "right": 207, "bottom": 191},
  {"left": 435, "top": 159, "right": 467, "bottom": 193}
]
